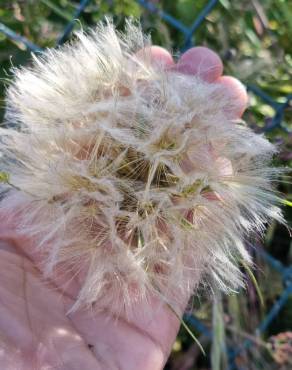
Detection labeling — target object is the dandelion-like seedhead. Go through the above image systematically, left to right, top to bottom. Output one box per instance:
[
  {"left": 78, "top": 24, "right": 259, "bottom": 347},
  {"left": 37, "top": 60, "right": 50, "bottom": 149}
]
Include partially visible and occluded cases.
[{"left": 0, "top": 20, "right": 283, "bottom": 313}]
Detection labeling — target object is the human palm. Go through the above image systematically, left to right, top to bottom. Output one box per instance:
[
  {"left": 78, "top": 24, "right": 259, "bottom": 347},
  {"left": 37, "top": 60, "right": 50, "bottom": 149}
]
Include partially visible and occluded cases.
[{"left": 0, "top": 46, "right": 247, "bottom": 370}]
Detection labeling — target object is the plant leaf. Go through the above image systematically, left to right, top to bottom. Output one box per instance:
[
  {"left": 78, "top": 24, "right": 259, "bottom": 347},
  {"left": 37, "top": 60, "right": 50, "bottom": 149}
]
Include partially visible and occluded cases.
[
  {"left": 0, "top": 171, "right": 9, "bottom": 183},
  {"left": 282, "top": 199, "right": 292, "bottom": 207},
  {"left": 241, "top": 259, "right": 265, "bottom": 309},
  {"left": 211, "top": 294, "right": 227, "bottom": 370},
  {"left": 167, "top": 304, "right": 206, "bottom": 356}
]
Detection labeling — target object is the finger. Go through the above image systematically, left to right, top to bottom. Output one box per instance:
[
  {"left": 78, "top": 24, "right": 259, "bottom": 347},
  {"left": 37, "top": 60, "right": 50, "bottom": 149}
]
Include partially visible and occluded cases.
[
  {"left": 134, "top": 46, "right": 174, "bottom": 68},
  {"left": 175, "top": 46, "right": 223, "bottom": 82},
  {"left": 216, "top": 76, "right": 248, "bottom": 118},
  {"left": 0, "top": 247, "right": 100, "bottom": 370},
  {"left": 68, "top": 294, "right": 183, "bottom": 370}
]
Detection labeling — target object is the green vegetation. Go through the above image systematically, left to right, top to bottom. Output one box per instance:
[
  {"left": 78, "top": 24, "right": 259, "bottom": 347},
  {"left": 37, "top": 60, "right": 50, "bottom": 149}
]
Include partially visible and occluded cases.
[{"left": 0, "top": 1, "right": 291, "bottom": 369}]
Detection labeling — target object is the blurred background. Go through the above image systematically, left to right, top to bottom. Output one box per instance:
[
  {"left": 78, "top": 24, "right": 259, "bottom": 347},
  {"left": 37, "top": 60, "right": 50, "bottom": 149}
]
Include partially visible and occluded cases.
[{"left": 0, "top": 1, "right": 291, "bottom": 369}]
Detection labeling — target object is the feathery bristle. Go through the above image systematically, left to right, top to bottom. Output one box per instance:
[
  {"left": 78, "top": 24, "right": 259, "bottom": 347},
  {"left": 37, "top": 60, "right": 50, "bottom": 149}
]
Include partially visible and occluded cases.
[{"left": 0, "top": 19, "right": 284, "bottom": 314}]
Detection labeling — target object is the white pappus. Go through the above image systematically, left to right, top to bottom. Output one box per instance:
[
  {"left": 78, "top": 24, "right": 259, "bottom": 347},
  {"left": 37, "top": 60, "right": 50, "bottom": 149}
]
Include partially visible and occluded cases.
[{"left": 0, "top": 19, "right": 284, "bottom": 315}]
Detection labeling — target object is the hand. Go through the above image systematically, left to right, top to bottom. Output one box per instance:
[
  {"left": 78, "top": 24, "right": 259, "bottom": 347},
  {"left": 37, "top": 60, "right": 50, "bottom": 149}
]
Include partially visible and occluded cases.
[{"left": 0, "top": 46, "right": 247, "bottom": 370}]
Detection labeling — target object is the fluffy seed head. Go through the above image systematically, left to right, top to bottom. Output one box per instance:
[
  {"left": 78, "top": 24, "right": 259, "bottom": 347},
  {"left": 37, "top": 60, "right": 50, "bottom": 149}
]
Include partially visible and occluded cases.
[{"left": 0, "top": 20, "right": 283, "bottom": 313}]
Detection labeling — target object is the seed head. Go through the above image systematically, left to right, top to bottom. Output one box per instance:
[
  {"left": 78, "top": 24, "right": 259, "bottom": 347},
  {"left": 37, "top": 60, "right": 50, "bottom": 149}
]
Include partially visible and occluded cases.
[{"left": 0, "top": 19, "right": 284, "bottom": 314}]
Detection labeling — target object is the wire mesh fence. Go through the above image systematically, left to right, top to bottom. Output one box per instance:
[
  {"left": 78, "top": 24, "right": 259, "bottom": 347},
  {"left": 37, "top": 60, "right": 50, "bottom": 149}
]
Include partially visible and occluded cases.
[{"left": 0, "top": 1, "right": 291, "bottom": 369}]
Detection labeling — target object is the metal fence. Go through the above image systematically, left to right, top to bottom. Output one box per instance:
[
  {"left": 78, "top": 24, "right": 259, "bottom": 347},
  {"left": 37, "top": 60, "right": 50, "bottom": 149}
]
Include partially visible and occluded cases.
[{"left": 0, "top": 1, "right": 291, "bottom": 369}]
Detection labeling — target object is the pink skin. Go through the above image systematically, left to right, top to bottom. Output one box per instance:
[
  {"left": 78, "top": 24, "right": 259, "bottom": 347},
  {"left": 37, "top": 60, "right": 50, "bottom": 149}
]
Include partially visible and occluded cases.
[{"left": 0, "top": 46, "right": 248, "bottom": 370}]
